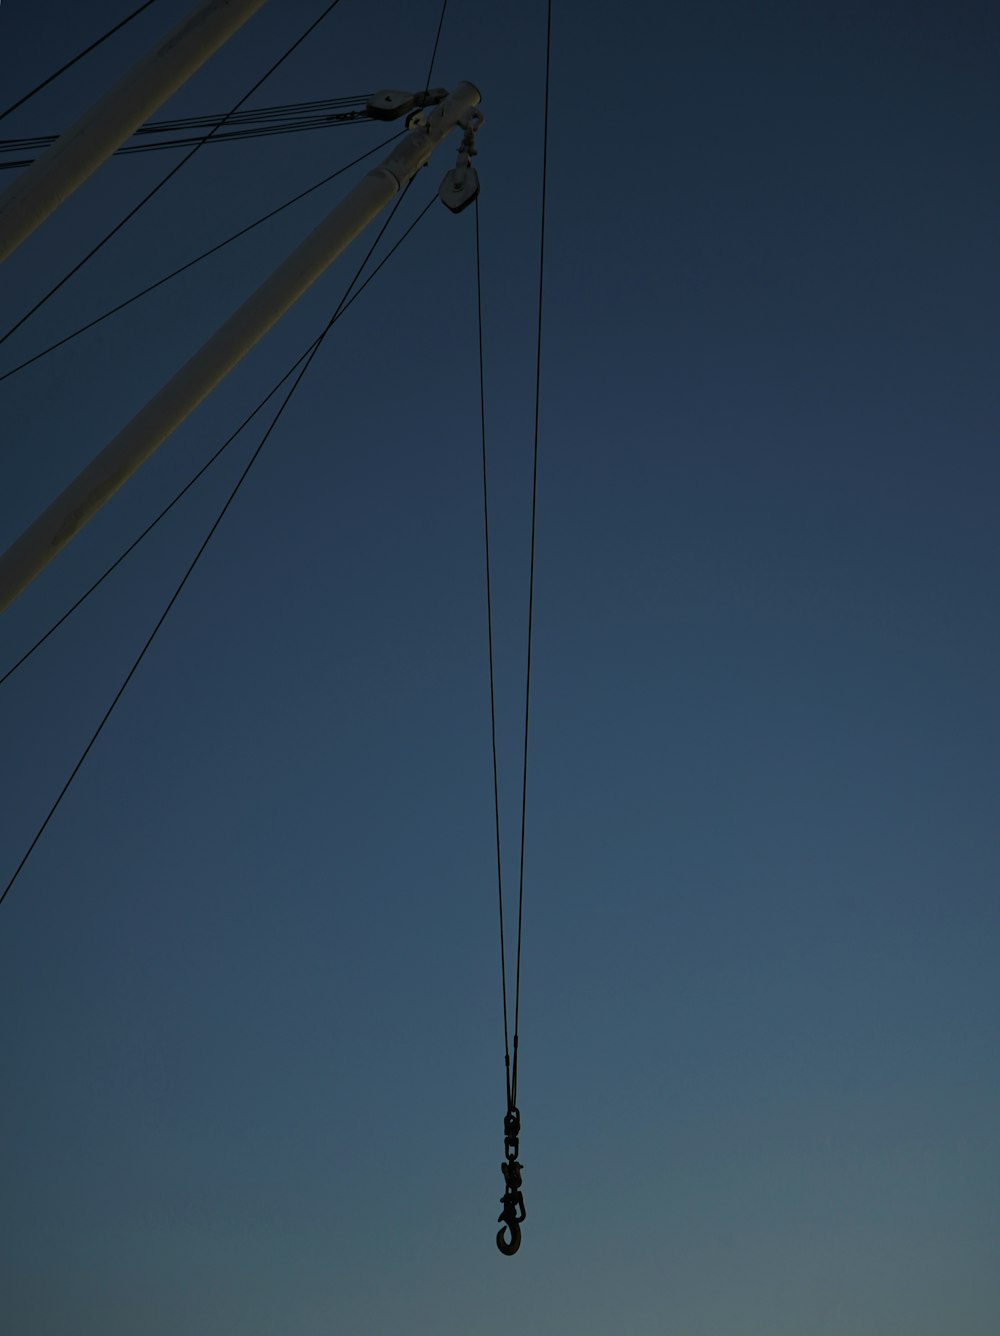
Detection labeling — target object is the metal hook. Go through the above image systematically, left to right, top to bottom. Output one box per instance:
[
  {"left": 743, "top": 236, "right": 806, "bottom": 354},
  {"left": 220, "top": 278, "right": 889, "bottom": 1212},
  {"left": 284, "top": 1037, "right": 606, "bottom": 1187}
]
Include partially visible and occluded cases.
[
  {"left": 494, "top": 1103, "right": 525, "bottom": 1256},
  {"left": 496, "top": 1185, "right": 525, "bottom": 1257}
]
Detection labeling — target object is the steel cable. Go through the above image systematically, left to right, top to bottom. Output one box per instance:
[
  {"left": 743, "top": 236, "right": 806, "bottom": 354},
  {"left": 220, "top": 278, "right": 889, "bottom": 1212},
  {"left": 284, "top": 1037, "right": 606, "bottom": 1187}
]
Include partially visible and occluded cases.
[
  {"left": 0, "top": 0, "right": 346, "bottom": 350},
  {"left": 509, "top": 0, "right": 552, "bottom": 1111},
  {"left": 0, "top": 1, "right": 157, "bottom": 123},
  {"left": 421, "top": 1, "right": 449, "bottom": 102},
  {"left": 0, "top": 93, "right": 371, "bottom": 150},
  {"left": 0, "top": 106, "right": 373, "bottom": 170},
  {"left": 0, "top": 132, "right": 403, "bottom": 383},
  {"left": 0, "top": 182, "right": 429, "bottom": 909},
  {"left": 0, "top": 192, "right": 436, "bottom": 693},
  {"left": 474, "top": 197, "right": 512, "bottom": 1106}
]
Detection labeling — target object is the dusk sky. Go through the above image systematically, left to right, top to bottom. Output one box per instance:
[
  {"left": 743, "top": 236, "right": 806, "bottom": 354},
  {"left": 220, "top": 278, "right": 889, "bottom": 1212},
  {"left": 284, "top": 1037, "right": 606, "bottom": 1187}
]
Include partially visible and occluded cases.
[{"left": 1, "top": 1, "right": 998, "bottom": 1332}]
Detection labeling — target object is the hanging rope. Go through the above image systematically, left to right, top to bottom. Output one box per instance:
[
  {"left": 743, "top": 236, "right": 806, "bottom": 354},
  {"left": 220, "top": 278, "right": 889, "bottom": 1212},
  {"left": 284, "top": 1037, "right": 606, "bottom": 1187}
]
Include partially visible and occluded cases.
[
  {"left": 483, "top": 0, "right": 553, "bottom": 1260},
  {"left": 475, "top": 197, "right": 524, "bottom": 1256},
  {"left": 474, "top": 199, "right": 509, "bottom": 1096}
]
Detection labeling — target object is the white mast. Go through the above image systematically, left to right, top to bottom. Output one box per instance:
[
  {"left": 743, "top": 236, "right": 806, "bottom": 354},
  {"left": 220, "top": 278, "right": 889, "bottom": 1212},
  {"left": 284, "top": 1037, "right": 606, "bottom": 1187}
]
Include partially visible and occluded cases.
[
  {"left": 0, "top": 0, "right": 271, "bottom": 264},
  {"left": 0, "top": 82, "right": 482, "bottom": 614}
]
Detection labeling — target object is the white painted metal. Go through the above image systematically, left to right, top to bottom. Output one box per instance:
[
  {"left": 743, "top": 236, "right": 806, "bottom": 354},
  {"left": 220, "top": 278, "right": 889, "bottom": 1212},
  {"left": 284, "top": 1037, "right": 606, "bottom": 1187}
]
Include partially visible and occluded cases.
[
  {"left": 0, "top": 0, "right": 271, "bottom": 265},
  {"left": 0, "top": 82, "right": 482, "bottom": 613}
]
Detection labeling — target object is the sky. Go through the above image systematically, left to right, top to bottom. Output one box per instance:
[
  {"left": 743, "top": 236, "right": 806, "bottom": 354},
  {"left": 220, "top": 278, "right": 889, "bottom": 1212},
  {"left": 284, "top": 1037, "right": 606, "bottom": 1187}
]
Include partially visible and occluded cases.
[{"left": 1, "top": 1, "right": 998, "bottom": 1332}]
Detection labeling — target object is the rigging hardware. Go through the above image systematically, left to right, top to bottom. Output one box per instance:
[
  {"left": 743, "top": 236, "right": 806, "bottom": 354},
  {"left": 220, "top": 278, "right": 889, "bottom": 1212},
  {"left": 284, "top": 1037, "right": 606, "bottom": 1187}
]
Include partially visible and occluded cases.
[
  {"left": 366, "top": 86, "right": 446, "bottom": 122},
  {"left": 439, "top": 108, "right": 482, "bottom": 213},
  {"left": 496, "top": 1102, "right": 526, "bottom": 1255}
]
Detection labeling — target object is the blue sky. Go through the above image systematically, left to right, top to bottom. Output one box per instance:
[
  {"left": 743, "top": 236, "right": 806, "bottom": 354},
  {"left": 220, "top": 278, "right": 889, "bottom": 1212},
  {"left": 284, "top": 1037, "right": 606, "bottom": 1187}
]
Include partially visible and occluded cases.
[{"left": 1, "top": 2, "right": 998, "bottom": 1332}]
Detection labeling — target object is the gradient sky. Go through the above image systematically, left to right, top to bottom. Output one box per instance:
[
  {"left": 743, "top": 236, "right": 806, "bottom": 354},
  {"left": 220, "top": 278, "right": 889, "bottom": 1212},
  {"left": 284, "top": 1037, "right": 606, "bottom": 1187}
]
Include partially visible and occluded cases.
[{"left": 1, "top": 2, "right": 998, "bottom": 1333}]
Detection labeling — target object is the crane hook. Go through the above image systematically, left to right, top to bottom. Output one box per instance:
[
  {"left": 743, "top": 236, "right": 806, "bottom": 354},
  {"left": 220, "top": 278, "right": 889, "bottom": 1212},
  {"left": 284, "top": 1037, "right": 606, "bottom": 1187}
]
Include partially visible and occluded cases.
[{"left": 495, "top": 1104, "right": 526, "bottom": 1256}]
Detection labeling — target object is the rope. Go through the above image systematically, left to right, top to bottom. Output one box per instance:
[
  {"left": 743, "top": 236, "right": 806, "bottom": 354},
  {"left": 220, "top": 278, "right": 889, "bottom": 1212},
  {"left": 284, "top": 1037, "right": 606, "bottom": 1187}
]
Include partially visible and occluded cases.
[
  {"left": 0, "top": 0, "right": 346, "bottom": 350},
  {"left": 489, "top": 0, "right": 552, "bottom": 1259},
  {"left": 511, "top": 0, "right": 553, "bottom": 1112},
  {"left": 0, "top": 1, "right": 157, "bottom": 123},
  {"left": 421, "top": 1, "right": 449, "bottom": 101},
  {"left": 0, "top": 94, "right": 371, "bottom": 151},
  {"left": 0, "top": 105, "right": 374, "bottom": 170},
  {"left": 0, "top": 132, "right": 404, "bottom": 384},
  {"left": 0, "top": 184, "right": 428, "bottom": 908},
  {"left": 0, "top": 193, "right": 436, "bottom": 693},
  {"left": 474, "top": 197, "right": 511, "bottom": 1107}
]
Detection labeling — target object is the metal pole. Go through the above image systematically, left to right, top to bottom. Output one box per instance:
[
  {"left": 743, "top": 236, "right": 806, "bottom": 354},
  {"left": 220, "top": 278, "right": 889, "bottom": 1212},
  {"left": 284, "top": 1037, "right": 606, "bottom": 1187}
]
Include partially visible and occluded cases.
[
  {"left": 0, "top": 0, "right": 270, "bottom": 265},
  {"left": 0, "top": 82, "right": 481, "bottom": 614}
]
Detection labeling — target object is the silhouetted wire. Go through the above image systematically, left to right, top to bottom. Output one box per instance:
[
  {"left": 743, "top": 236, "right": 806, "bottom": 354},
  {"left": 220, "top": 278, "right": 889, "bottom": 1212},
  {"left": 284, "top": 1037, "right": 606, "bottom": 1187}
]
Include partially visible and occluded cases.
[
  {"left": 0, "top": 0, "right": 346, "bottom": 350},
  {"left": 421, "top": 0, "right": 449, "bottom": 99},
  {"left": 511, "top": 0, "right": 553, "bottom": 1108},
  {"left": 0, "top": 1, "right": 157, "bottom": 123},
  {"left": 130, "top": 92, "right": 369, "bottom": 132},
  {"left": 0, "top": 93, "right": 371, "bottom": 149},
  {"left": 0, "top": 108, "right": 373, "bottom": 169},
  {"left": 114, "top": 112, "right": 368, "bottom": 150},
  {"left": 0, "top": 132, "right": 404, "bottom": 383},
  {"left": 0, "top": 180, "right": 423, "bottom": 910},
  {"left": 0, "top": 191, "right": 436, "bottom": 692},
  {"left": 474, "top": 199, "right": 513, "bottom": 1108}
]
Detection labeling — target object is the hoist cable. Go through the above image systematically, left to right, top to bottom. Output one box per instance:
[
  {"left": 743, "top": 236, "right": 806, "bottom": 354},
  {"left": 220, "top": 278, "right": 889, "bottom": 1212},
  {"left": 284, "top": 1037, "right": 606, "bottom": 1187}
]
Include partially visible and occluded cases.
[
  {"left": 0, "top": 0, "right": 346, "bottom": 350},
  {"left": 511, "top": 0, "right": 553, "bottom": 1110},
  {"left": 0, "top": 1, "right": 157, "bottom": 124},
  {"left": 486, "top": 1, "right": 550, "bottom": 1261},
  {"left": 0, "top": 131, "right": 404, "bottom": 384},
  {"left": 0, "top": 180, "right": 424, "bottom": 910},
  {"left": 0, "top": 191, "right": 436, "bottom": 693},
  {"left": 474, "top": 197, "right": 511, "bottom": 1108}
]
